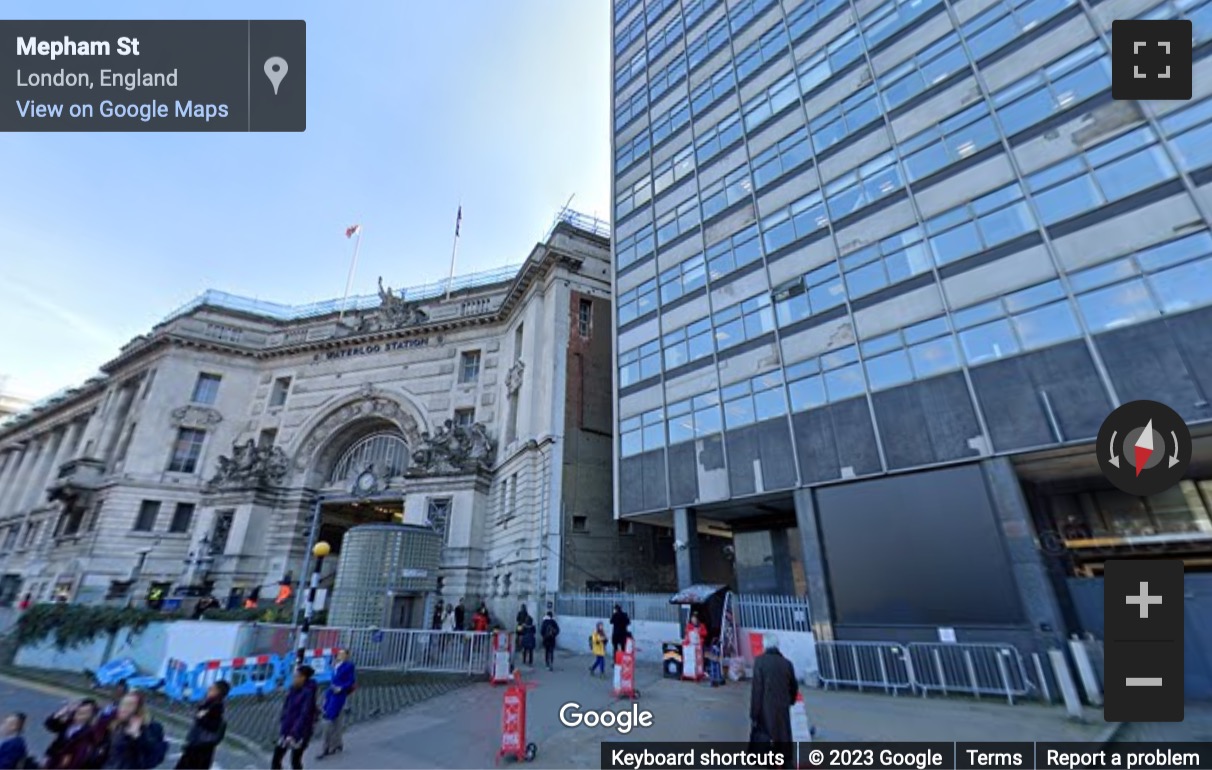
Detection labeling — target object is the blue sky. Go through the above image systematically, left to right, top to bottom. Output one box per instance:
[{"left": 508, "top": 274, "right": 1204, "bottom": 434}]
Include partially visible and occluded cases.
[{"left": 0, "top": 1, "right": 610, "bottom": 400}]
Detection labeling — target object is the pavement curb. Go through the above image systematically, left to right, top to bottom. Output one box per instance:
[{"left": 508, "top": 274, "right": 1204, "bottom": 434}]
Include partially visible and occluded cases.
[{"left": 0, "top": 669, "right": 265, "bottom": 762}]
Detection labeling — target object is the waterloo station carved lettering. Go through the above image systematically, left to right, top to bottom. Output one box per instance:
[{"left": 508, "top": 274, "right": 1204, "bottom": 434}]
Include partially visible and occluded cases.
[{"left": 312, "top": 337, "right": 429, "bottom": 363}]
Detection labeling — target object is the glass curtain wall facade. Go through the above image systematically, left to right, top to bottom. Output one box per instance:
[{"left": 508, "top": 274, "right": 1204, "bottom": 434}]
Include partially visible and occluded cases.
[{"left": 613, "top": 0, "right": 1212, "bottom": 515}]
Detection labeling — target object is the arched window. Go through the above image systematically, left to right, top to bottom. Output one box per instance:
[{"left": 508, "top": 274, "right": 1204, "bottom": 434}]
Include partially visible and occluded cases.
[{"left": 329, "top": 432, "right": 408, "bottom": 484}]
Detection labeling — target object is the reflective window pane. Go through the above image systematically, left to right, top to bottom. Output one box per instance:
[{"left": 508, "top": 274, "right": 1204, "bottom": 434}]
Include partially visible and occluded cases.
[
  {"left": 1148, "top": 257, "right": 1212, "bottom": 314},
  {"left": 1076, "top": 279, "right": 1159, "bottom": 331},
  {"left": 1013, "top": 300, "right": 1081, "bottom": 349},
  {"left": 959, "top": 319, "right": 1020, "bottom": 364},
  {"left": 909, "top": 336, "right": 960, "bottom": 377},
  {"left": 865, "top": 349, "right": 913, "bottom": 390},
  {"left": 824, "top": 362, "right": 866, "bottom": 400},
  {"left": 788, "top": 375, "right": 826, "bottom": 411}
]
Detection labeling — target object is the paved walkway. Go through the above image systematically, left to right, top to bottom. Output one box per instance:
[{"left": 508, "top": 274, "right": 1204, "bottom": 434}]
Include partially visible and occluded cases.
[{"left": 318, "top": 651, "right": 1116, "bottom": 769}]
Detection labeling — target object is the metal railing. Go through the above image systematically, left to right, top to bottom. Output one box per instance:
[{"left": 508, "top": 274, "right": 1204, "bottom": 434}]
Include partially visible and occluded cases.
[
  {"left": 548, "top": 208, "right": 611, "bottom": 241},
  {"left": 159, "top": 264, "right": 524, "bottom": 326},
  {"left": 553, "top": 592, "right": 812, "bottom": 632},
  {"left": 554, "top": 592, "right": 681, "bottom": 623},
  {"left": 736, "top": 594, "right": 812, "bottom": 632},
  {"left": 247, "top": 624, "right": 491, "bottom": 675},
  {"left": 816, "top": 640, "right": 1039, "bottom": 704},
  {"left": 816, "top": 641, "right": 915, "bottom": 694},
  {"left": 907, "top": 642, "right": 1036, "bottom": 703}
]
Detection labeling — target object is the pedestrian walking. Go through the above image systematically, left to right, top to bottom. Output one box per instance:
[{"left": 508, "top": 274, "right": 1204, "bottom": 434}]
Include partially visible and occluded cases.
[
  {"left": 16, "top": 594, "right": 30, "bottom": 611},
  {"left": 430, "top": 600, "right": 444, "bottom": 630},
  {"left": 454, "top": 600, "right": 466, "bottom": 631},
  {"left": 609, "top": 604, "right": 630, "bottom": 656},
  {"left": 472, "top": 606, "right": 489, "bottom": 632},
  {"left": 539, "top": 611, "right": 560, "bottom": 671},
  {"left": 518, "top": 615, "right": 536, "bottom": 666},
  {"left": 589, "top": 623, "right": 607, "bottom": 678},
  {"left": 749, "top": 633, "right": 798, "bottom": 747},
  {"left": 316, "top": 650, "right": 356, "bottom": 760},
  {"left": 271, "top": 666, "right": 318, "bottom": 770},
  {"left": 175, "top": 682, "right": 228, "bottom": 769},
  {"left": 100, "top": 691, "right": 168, "bottom": 769},
  {"left": 43, "top": 698, "right": 104, "bottom": 769},
  {"left": 0, "top": 713, "right": 32, "bottom": 769}
]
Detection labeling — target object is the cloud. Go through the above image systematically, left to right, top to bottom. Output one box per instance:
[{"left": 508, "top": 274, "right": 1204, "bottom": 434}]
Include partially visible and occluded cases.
[{"left": 0, "top": 274, "right": 121, "bottom": 348}]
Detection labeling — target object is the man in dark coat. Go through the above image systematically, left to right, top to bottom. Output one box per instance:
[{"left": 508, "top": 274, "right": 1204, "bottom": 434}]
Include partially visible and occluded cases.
[
  {"left": 609, "top": 604, "right": 631, "bottom": 655},
  {"left": 749, "top": 633, "right": 798, "bottom": 745}
]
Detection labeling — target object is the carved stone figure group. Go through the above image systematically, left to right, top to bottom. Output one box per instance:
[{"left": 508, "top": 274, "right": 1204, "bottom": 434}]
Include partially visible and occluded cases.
[
  {"left": 374, "top": 276, "right": 429, "bottom": 329},
  {"left": 409, "top": 420, "right": 495, "bottom": 475},
  {"left": 207, "top": 439, "right": 291, "bottom": 490}
]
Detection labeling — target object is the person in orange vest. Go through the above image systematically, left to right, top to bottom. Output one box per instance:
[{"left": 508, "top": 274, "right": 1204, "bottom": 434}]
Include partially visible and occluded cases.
[{"left": 243, "top": 587, "right": 261, "bottom": 610}]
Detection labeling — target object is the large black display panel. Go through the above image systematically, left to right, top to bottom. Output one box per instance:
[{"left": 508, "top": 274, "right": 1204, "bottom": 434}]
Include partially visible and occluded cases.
[{"left": 816, "top": 464, "right": 1025, "bottom": 626}]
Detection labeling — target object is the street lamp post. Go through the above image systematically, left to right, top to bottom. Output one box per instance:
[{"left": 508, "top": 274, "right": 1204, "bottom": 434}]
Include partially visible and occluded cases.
[{"left": 296, "top": 541, "right": 331, "bottom": 664}]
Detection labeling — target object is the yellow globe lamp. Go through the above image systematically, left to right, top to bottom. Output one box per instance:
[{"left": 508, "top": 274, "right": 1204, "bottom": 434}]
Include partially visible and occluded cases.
[{"left": 313, "top": 541, "right": 331, "bottom": 558}]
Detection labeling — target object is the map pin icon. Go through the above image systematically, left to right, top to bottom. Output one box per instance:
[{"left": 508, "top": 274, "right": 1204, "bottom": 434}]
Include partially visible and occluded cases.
[{"left": 264, "top": 57, "right": 288, "bottom": 95}]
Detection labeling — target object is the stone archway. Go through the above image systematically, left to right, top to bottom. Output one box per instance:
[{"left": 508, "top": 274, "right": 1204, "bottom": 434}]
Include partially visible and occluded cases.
[{"left": 288, "top": 384, "right": 427, "bottom": 487}]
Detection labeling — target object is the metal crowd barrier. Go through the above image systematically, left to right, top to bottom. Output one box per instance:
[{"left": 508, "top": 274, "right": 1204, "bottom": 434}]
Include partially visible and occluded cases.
[
  {"left": 247, "top": 624, "right": 492, "bottom": 674},
  {"left": 815, "top": 641, "right": 1039, "bottom": 704},
  {"left": 816, "top": 641, "right": 914, "bottom": 694},
  {"left": 907, "top": 642, "right": 1035, "bottom": 704}
]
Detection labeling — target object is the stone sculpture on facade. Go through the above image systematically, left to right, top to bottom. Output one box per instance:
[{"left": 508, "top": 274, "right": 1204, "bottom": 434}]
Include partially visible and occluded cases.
[
  {"left": 374, "top": 277, "right": 429, "bottom": 330},
  {"left": 409, "top": 420, "right": 496, "bottom": 476},
  {"left": 206, "top": 439, "right": 291, "bottom": 490}
]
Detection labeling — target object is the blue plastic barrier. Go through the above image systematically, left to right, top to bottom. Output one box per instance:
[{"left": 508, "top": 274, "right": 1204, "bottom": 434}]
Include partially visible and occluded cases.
[
  {"left": 300, "top": 647, "right": 337, "bottom": 684},
  {"left": 184, "top": 654, "right": 283, "bottom": 702},
  {"left": 94, "top": 658, "right": 139, "bottom": 686},
  {"left": 163, "top": 658, "right": 190, "bottom": 701}
]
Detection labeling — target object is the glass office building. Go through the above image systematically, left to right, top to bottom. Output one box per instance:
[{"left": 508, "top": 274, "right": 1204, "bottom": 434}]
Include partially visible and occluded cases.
[{"left": 611, "top": 0, "right": 1212, "bottom": 655}]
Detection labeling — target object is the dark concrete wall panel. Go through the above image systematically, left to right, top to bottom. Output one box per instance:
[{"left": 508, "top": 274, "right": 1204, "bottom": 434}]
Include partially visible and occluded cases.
[
  {"left": 1099, "top": 307, "right": 1212, "bottom": 423},
  {"left": 970, "top": 341, "right": 1110, "bottom": 451},
  {"left": 872, "top": 373, "right": 983, "bottom": 469},
  {"left": 792, "top": 398, "right": 882, "bottom": 484},
  {"left": 725, "top": 418, "right": 798, "bottom": 495},
  {"left": 668, "top": 441, "right": 700, "bottom": 506},
  {"left": 641, "top": 448, "right": 669, "bottom": 512},
  {"left": 618, "top": 449, "right": 668, "bottom": 514},
  {"left": 619, "top": 455, "right": 645, "bottom": 514},
  {"left": 816, "top": 463, "right": 1025, "bottom": 626}
]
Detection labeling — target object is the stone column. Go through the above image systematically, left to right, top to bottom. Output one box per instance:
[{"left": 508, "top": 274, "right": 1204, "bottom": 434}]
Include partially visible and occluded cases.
[
  {"left": 98, "top": 386, "right": 135, "bottom": 464},
  {"left": 22, "top": 427, "right": 65, "bottom": 512},
  {"left": 5, "top": 441, "right": 42, "bottom": 517},
  {"left": 0, "top": 447, "right": 28, "bottom": 514},
  {"left": 0, "top": 449, "right": 21, "bottom": 501},
  {"left": 980, "top": 457, "right": 1069, "bottom": 650},
  {"left": 792, "top": 486, "right": 835, "bottom": 641},
  {"left": 672, "top": 507, "right": 700, "bottom": 589}
]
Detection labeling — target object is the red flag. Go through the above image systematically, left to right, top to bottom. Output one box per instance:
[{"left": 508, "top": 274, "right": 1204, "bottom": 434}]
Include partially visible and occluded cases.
[
  {"left": 454, "top": 206, "right": 462, "bottom": 238},
  {"left": 345, "top": 224, "right": 361, "bottom": 239}
]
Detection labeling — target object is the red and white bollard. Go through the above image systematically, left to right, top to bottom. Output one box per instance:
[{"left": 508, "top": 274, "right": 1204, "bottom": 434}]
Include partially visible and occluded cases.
[
  {"left": 491, "top": 630, "right": 512, "bottom": 685},
  {"left": 613, "top": 637, "right": 639, "bottom": 699},
  {"left": 497, "top": 670, "right": 537, "bottom": 764}
]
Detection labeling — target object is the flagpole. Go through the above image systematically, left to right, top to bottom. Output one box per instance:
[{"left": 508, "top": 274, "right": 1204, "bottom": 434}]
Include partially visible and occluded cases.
[
  {"left": 445, "top": 200, "right": 461, "bottom": 301},
  {"left": 338, "top": 223, "right": 363, "bottom": 323}
]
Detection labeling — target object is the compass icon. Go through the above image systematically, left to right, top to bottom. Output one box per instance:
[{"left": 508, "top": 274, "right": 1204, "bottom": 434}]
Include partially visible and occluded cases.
[{"left": 1097, "top": 400, "right": 1192, "bottom": 496}]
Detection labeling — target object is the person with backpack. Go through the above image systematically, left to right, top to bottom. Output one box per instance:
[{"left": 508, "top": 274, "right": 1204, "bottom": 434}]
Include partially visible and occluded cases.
[
  {"left": 539, "top": 611, "right": 560, "bottom": 671},
  {"left": 589, "top": 623, "right": 608, "bottom": 678},
  {"left": 317, "top": 650, "right": 356, "bottom": 760},
  {"left": 272, "top": 665, "right": 318, "bottom": 770},
  {"left": 175, "top": 681, "right": 229, "bottom": 769},
  {"left": 101, "top": 691, "right": 168, "bottom": 769},
  {"left": 0, "top": 712, "right": 32, "bottom": 769}
]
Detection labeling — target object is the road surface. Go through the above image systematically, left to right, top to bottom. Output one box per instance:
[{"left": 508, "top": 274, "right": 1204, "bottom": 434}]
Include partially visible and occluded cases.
[{"left": 0, "top": 674, "right": 260, "bottom": 768}]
